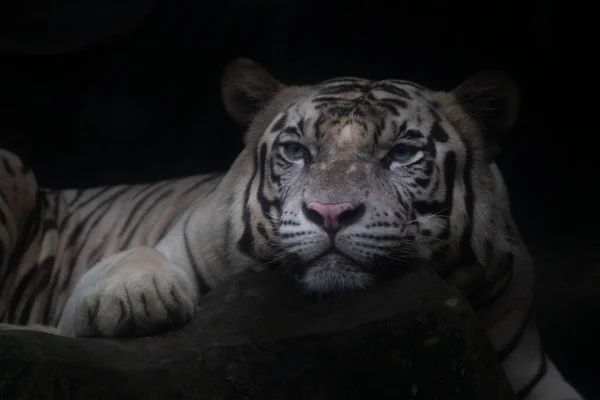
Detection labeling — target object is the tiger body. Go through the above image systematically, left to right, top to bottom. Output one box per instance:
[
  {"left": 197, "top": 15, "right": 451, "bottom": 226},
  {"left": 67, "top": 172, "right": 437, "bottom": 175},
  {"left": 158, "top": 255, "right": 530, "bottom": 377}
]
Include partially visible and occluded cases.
[
  {"left": 0, "top": 59, "right": 584, "bottom": 399},
  {"left": 0, "top": 167, "right": 224, "bottom": 328}
]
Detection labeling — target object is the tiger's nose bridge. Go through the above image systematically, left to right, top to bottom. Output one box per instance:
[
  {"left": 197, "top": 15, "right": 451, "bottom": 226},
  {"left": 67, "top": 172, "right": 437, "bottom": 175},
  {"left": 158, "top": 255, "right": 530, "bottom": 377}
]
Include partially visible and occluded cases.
[{"left": 312, "top": 159, "right": 369, "bottom": 186}]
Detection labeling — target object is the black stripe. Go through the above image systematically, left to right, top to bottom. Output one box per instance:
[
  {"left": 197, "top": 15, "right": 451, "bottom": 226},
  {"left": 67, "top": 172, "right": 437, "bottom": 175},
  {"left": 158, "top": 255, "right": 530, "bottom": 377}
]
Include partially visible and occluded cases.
[
  {"left": 319, "top": 77, "right": 367, "bottom": 85},
  {"left": 386, "top": 80, "right": 426, "bottom": 91},
  {"left": 374, "top": 82, "right": 412, "bottom": 98},
  {"left": 318, "top": 83, "right": 369, "bottom": 95},
  {"left": 313, "top": 95, "right": 354, "bottom": 104},
  {"left": 380, "top": 98, "right": 408, "bottom": 109},
  {"left": 375, "top": 102, "right": 399, "bottom": 116},
  {"left": 429, "top": 107, "right": 442, "bottom": 122},
  {"left": 270, "top": 114, "right": 287, "bottom": 132},
  {"left": 313, "top": 114, "right": 326, "bottom": 141},
  {"left": 394, "top": 120, "right": 408, "bottom": 140},
  {"left": 430, "top": 122, "right": 449, "bottom": 142},
  {"left": 282, "top": 126, "right": 302, "bottom": 138},
  {"left": 405, "top": 129, "right": 425, "bottom": 140},
  {"left": 427, "top": 135, "right": 437, "bottom": 158},
  {"left": 458, "top": 140, "right": 477, "bottom": 265},
  {"left": 257, "top": 143, "right": 281, "bottom": 230},
  {"left": 237, "top": 147, "right": 270, "bottom": 263},
  {"left": 237, "top": 148, "right": 260, "bottom": 258},
  {"left": 413, "top": 151, "right": 456, "bottom": 240},
  {"left": 2, "top": 157, "right": 15, "bottom": 176},
  {"left": 20, "top": 159, "right": 32, "bottom": 174},
  {"left": 178, "top": 174, "right": 222, "bottom": 198},
  {"left": 149, "top": 176, "right": 222, "bottom": 244},
  {"left": 417, "top": 177, "right": 431, "bottom": 189},
  {"left": 117, "top": 182, "right": 173, "bottom": 238},
  {"left": 131, "top": 182, "right": 160, "bottom": 200},
  {"left": 58, "top": 186, "right": 133, "bottom": 292},
  {"left": 60, "top": 186, "right": 113, "bottom": 230},
  {"left": 68, "top": 186, "right": 133, "bottom": 247},
  {"left": 72, "top": 186, "right": 130, "bottom": 255},
  {"left": 72, "top": 187, "right": 117, "bottom": 209},
  {"left": 0, "top": 188, "right": 8, "bottom": 207},
  {"left": 67, "top": 189, "right": 86, "bottom": 207},
  {"left": 120, "top": 189, "right": 174, "bottom": 248},
  {"left": 157, "top": 189, "right": 213, "bottom": 244},
  {"left": 49, "top": 190, "right": 61, "bottom": 229},
  {"left": 0, "top": 191, "right": 42, "bottom": 294},
  {"left": 41, "top": 196, "right": 61, "bottom": 327},
  {"left": 16, "top": 200, "right": 58, "bottom": 324},
  {"left": 0, "top": 208, "right": 7, "bottom": 226},
  {"left": 183, "top": 215, "right": 210, "bottom": 295},
  {"left": 42, "top": 218, "right": 57, "bottom": 230},
  {"left": 0, "top": 234, "right": 4, "bottom": 269},
  {"left": 483, "top": 237, "right": 494, "bottom": 265},
  {"left": 87, "top": 245, "right": 103, "bottom": 267},
  {"left": 472, "top": 253, "right": 514, "bottom": 310},
  {"left": 17, "top": 256, "right": 55, "bottom": 325},
  {"left": 7, "top": 265, "right": 38, "bottom": 322},
  {"left": 42, "top": 268, "right": 61, "bottom": 325},
  {"left": 153, "top": 275, "right": 180, "bottom": 324},
  {"left": 141, "top": 292, "right": 151, "bottom": 319},
  {"left": 86, "top": 297, "right": 101, "bottom": 336},
  {"left": 117, "top": 298, "right": 127, "bottom": 327},
  {"left": 498, "top": 304, "right": 534, "bottom": 362},
  {"left": 515, "top": 347, "right": 548, "bottom": 399}
]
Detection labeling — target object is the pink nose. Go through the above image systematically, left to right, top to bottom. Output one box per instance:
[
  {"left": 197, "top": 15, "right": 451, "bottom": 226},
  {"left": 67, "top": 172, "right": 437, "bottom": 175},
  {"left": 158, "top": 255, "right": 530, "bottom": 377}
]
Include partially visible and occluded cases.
[{"left": 304, "top": 201, "right": 364, "bottom": 232}]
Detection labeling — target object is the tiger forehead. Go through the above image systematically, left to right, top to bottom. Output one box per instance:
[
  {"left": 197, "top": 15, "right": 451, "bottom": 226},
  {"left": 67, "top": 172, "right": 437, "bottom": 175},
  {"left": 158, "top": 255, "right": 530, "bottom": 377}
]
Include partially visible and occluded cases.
[
  {"left": 269, "top": 78, "right": 436, "bottom": 148},
  {"left": 314, "top": 78, "right": 425, "bottom": 99},
  {"left": 304, "top": 80, "right": 428, "bottom": 120},
  {"left": 302, "top": 81, "right": 428, "bottom": 142},
  {"left": 318, "top": 119, "right": 374, "bottom": 147}
]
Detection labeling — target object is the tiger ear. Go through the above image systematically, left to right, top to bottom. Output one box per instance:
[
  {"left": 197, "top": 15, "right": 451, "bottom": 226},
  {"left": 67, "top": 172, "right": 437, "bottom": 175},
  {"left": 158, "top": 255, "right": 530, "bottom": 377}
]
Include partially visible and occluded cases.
[
  {"left": 221, "top": 58, "right": 286, "bottom": 127},
  {"left": 451, "top": 70, "right": 520, "bottom": 161}
]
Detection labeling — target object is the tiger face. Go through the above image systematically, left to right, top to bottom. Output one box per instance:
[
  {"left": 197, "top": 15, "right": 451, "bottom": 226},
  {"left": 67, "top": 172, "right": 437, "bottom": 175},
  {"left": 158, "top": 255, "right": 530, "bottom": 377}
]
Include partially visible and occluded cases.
[{"left": 222, "top": 59, "right": 519, "bottom": 295}]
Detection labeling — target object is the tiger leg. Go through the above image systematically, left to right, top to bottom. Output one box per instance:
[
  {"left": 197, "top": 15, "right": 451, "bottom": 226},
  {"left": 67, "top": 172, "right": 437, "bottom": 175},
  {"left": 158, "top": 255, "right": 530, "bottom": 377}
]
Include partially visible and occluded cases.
[
  {"left": 56, "top": 247, "right": 199, "bottom": 338},
  {"left": 501, "top": 318, "right": 584, "bottom": 400}
]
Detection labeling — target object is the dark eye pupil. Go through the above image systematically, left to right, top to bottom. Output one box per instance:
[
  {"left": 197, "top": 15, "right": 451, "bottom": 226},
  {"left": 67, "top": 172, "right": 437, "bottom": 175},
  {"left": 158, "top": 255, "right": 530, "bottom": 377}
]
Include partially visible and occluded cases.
[
  {"left": 284, "top": 143, "right": 306, "bottom": 158},
  {"left": 392, "top": 145, "right": 412, "bottom": 160}
]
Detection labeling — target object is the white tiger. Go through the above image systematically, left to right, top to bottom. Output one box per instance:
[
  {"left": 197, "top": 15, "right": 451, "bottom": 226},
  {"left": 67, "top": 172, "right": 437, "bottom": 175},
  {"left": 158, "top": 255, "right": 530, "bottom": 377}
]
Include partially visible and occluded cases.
[{"left": 0, "top": 58, "right": 583, "bottom": 399}]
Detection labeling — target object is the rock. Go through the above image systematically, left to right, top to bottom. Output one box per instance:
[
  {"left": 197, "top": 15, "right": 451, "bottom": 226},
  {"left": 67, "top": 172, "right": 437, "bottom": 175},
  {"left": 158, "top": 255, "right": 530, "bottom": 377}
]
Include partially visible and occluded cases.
[{"left": 0, "top": 265, "right": 515, "bottom": 400}]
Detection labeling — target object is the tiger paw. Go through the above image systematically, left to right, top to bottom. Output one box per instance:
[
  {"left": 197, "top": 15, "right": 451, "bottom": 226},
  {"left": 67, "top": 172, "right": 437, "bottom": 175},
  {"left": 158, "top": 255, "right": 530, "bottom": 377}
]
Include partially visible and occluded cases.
[{"left": 57, "top": 248, "right": 199, "bottom": 338}]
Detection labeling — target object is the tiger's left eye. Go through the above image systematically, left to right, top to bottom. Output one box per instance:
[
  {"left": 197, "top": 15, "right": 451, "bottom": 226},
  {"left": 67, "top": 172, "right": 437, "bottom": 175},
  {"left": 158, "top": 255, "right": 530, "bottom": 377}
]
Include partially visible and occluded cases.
[
  {"left": 282, "top": 142, "right": 309, "bottom": 160},
  {"left": 388, "top": 144, "right": 418, "bottom": 162}
]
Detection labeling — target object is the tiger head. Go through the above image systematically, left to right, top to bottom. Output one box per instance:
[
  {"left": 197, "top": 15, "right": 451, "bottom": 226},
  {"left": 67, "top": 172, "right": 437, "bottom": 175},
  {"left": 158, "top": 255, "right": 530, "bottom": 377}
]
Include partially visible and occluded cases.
[{"left": 222, "top": 58, "right": 520, "bottom": 295}]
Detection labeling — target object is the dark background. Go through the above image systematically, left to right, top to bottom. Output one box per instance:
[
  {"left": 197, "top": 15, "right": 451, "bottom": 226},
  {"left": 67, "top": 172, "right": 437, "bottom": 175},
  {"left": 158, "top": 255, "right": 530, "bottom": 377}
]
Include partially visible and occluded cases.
[{"left": 1, "top": 0, "right": 598, "bottom": 397}]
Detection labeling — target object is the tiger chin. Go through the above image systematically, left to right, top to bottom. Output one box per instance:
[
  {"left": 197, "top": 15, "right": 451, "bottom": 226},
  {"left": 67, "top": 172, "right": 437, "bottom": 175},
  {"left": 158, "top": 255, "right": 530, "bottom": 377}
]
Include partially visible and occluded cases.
[{"left": 0, "top": 58, "right": 584, "bottom": 399}]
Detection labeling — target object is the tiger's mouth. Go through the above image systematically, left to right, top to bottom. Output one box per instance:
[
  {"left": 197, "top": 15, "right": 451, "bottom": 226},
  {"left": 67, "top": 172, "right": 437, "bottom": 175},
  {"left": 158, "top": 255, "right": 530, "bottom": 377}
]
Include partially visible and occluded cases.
[
  {"left": 291, "top": 243, "right": 420, "bottom": 295},
  {"left": 310, "top": 248, "right": 365, "bottom": 267},
  {"left": 295, "top": 249, "right": 377, "bottom": 295}
]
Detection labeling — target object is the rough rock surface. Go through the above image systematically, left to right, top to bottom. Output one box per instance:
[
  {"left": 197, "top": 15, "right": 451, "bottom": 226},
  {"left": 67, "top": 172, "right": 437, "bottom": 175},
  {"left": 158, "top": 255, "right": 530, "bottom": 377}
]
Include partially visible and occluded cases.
[{"left": 0, "top": 265, "right": 514, "bottom": 400}]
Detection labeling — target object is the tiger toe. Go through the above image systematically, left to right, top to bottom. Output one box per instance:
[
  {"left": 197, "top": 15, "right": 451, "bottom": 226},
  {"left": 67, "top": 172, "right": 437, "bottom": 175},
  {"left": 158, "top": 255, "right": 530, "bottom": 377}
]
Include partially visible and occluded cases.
[{"left": 57, "top": 247, "right": 198, "bottom": 338}]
